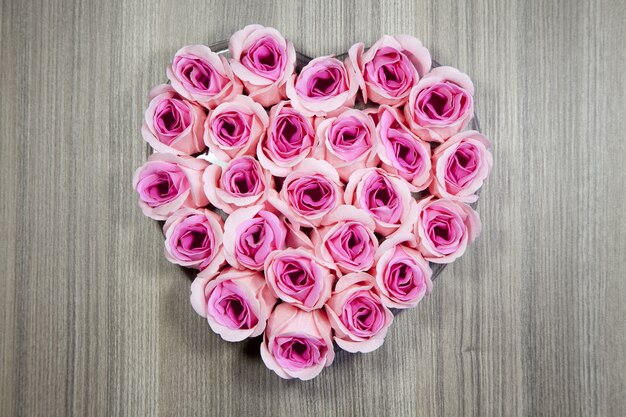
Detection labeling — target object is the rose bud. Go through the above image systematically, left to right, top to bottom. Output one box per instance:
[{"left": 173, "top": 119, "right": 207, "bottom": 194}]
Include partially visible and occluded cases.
[
  {"left": 228, "top": 24, "right": 296, "bottom": 107},
  {"left": 348, "top": 34, "right": 431, "bottom": 106},
  {"left": 167, "top": 45, "right": 242, "bottom": 109},
  {"left": 404, "top": 66, "right": 474, "bottom": 142},
  {"left": 430, "top": 130, "right": 493, "bottom": 203},
  {"left": 133, "top": 153, "right": 208, "bottom": 220},
  {"left": 190, "top": 268, "right": 277, "bottom": 342},
  {"left": 325, "top": 272, "right": 394, "bottom": 353},
  {"left": 260, "top": 303, "right": 334, "bottom": 380}
]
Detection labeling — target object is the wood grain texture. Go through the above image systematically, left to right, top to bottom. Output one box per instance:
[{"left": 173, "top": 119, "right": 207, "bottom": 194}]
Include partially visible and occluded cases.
[{"left": 1, "top": 0, "right": 625, "bottom": 416}]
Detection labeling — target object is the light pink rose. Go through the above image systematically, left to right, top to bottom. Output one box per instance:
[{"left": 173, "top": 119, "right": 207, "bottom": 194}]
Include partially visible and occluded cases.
[
  {"left": 228, "top": 24, "right": 296, "bottom": 107},
  {"left": 348, "top": 34, "right": 431, "bottom": 106},
  {"left": 167, "top": 45, "right": 242, "bottom": 109},
  {"left": 286, "top": 56, "right": 358, "bottom": 117},
  {"left": 404, "top": 66, "right": 474, "bottom": 142},
  {"left": 141, "top": 84, "right": 207, "bottom": 156},
  {"left": 203, "top": 94, "right": 269, "bottom": 162},
  {"left": 257, "top": 101, "right": 315, "bottom": 176},
  {"left": 313, "top": 109, "right": 379, "bottom": 181},
  {"left": 430, "top": 130, "right": 493, "bottom": 203},
  {"left": 133, "top": 153, "right": 208, "bottom": 220},
  {"left": 203, "top": 156, "right": 273, "bottom": 214},
  {"left": 223, "top": 205, "right": 287, "bottom": 270},
  {"left": 264, "top": 248, "right": 334, "bottom": 311},
  {"left": 190, "top": 268, "right": 277, "bottom": 342},
  {"left": 325, "top": 272, "right": 394, "bottom": 353},
  {"left": 260, "top": 303, "right": 334, "bottom": 380}
]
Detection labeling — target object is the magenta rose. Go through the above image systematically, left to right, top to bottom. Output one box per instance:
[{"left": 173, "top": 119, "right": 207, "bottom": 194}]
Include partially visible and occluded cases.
[
  {"left": 228, "top": 24, "right": 296, "bottom": 107},
  {"left": 348, "top": 34, "right": 431, "bottom": 106},
  {"left": 167, "top": 45, "right": 242, "bottom": 109},
  {"left": 404, "top": 66, "right": 474, "bottom": 142},
  {"left": 430, "top": 130, "right": 493, "bottom": 203},
  {"left": 133, "top": 153, "right": 208, "bottom": 220},
  {"left": 190, "top": 268, "right": 277, "bottom": 342},
  {"left": 325, "top": 272, "right": 394, "bottom": 353},
  {"left": 260, "top": 303, "right": 334, "bottom": 380}
]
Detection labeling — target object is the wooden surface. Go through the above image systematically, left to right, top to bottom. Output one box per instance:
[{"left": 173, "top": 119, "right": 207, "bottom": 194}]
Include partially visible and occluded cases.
[{"left": 1, "top": 0, "right": 625, "bottom": 415}]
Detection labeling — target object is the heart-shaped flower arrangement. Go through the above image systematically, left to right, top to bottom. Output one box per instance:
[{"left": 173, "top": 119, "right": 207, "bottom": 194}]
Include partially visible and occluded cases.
[{"left": 133, "top": 25, "right": 493, "bottom": 380}]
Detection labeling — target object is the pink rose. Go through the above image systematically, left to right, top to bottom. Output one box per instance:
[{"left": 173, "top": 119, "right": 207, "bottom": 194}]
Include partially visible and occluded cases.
[
  {"left": 228, "top": 24, "right": 296, "bottom": 107},
  {"left": 348, "top": 34, "right": 431, "bottom": 105},
  {"left": 167, "top": 45, "right": 242, "bottom": 109},
  {"left": 286, "top": 56, "right": 358, "bottom": 117},
  {"left": 404, "top": 66, "right": 474, "bottom": 142},
  {"left": 141, "top": 84, "right": 207, "bottom": 155},
  {"left": 203, "top": 95, "right": 269, "bottom": 162},
  {"left": 257, "top": 101, "right": 315, "bottom": 176},
  {"left": 430, "top": 130, "right": 493, "bottom": 203},
  {"left": 133, "top": 153, "right": 208, "bottom": 220},
  {"left": 223, "top": 205, "right": 287, "bottom": 270},
  {"left": 264, "top": 248, "right": 334, "bottom": 311},
  {"left": 190, "top": 268, "right": 277, "bottom": 342},
  {"left": 325, "top": 272, "right": 394, "bottom": 353},
  {"left": 260, "top": 303, "right": 334, "bottom": 380}
]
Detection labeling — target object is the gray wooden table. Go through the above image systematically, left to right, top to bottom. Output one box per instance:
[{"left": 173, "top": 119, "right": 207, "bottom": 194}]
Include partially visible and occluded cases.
[{"left": 1, "top": 0, "right": 625, "bottom": 416}]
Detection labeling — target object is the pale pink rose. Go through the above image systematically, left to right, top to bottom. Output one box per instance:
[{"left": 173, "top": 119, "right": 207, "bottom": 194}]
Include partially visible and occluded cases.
[
  {"left": 228, "top": 24, "right": 296, "bottom": 107},
  {"left": 348, "top": 34, "right": 431, "bottom": 106},
  {"left": 167, "top": 45, "right": 242, "bottom": 109},
  {"left": 286, "top": 56, "right": 358, "bottom": 117},
  {"left": 404, "top": 66, "right": 474, "bottom": 142},
  {"left": 141, "top": 84, "right": 206, "bottom": 155},
  {"left": 203, "top": 95, "right": 269, "bottom": 162},
  {"left": 257, "top": 101, "right": 315, "bottom": 176},
  {"left": 313, "top": 108, "right": 379, "bottom": 181},
  {"left": 430, "top": 130, "right": 493, "bottom": 203},
  {"left": 133, "top": 153, "right": 208, "bottom": 220},
  {"left": 203, "top": 156, "right": 273, "bottom": 214},
  {"left": 223, "top": 205, "right": 287, "bottom": 270},
  {"left": 264, "top": 248, "right": 334, "bottom": 311},
  {"left": 190, "top": 268, "right": 277, "bottom": 342},
  {"left": 325, "top": 272, "right": 394, "bottom": 353},
  {"left": 260, "top": 303, "right": 334, "bottom": 380}
]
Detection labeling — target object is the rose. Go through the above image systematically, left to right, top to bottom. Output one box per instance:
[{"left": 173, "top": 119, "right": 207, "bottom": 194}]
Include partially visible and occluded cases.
[
  {"left": 228, "top": 24, "right": 296, "bottom": 107},
  {"left": 348, "top": 34, "right": 431, "bottom": 106},
  {"left": 167, "top": 45, "right": 242, "bottom": 109},
  {"left": 286, "top": 56, "right": 358, "bottom": 117},
  {"left": 404, "top": 66, "right": 474, "bottom": 142},
  {"left": 141, "top": 84, "right": 206, "bottom": 155},
  {"left": 257, "top": 101, "right": 315, "bottom": 176},
  {"left": 430, "top": 130, "right": 493, "bottom": 203},
  {"left": 133, "top": 153, "right": 208, "bottom": 220},
  {"left": 223, "top": 205, "right": 287, "bottom": 270},
  {"left": 264, "top": 248, "right": 334, "bottom": 311},
  {"left": 190, "top": 268, "right": 277, "bottom": 342},
  {"left": 325, "top": 272, "right": 394, "bottom": 353},
  {"left": 260, "top": 303, "right": 334, "bottom": 380}
]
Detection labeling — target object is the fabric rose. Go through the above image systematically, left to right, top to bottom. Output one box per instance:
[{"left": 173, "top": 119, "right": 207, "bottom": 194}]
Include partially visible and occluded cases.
[
  {"left": 228, "top": 24, "right": 296, "bottom": 107},
  {"left": 348, "top": 34, "right": 431, "bottom": 106},
  {"left": 167, "top": 45, "right": 242, "bottom": 109},
  {"left": 286, "top": 56, "right": 358, "bottom": 117},
  {"left": 404, "top": 66, "right": 474, "bottom": 142},
  {"left": 141, "top": 84, "right": 206, "bottom": 155},
  {"left": 203, "top": 94, "right": 269, "bottom": 162},
  {"left": 257, "top": 101, "right": 315, "bottom": 176},
  {"left": 430, "top": 130, "right": 493, "bottom": 203},
  {"left": 133, "top": 153, "right": 208, "bottom": 220},
  {"left": 223, "top": 205, "right": 287, "bottom": 270},
  {"left": 264, "top": 248, "right": 334, "bottom": 311},
  {"left": 190, "top": 268, "right": 276, "bottom": 342},
  {"left": 325, "top": 273, "right": 394, "bottom": 353},
  {"left": 260, "top": 303, "right": 334, "bottom": 380}
]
